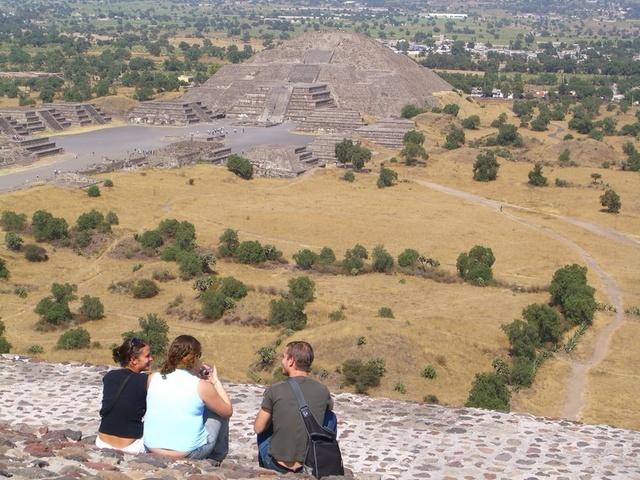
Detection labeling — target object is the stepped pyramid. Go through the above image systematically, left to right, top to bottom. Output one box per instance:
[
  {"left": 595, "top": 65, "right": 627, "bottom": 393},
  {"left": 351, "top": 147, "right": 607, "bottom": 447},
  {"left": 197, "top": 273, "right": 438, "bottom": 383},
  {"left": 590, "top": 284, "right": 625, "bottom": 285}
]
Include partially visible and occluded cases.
[{"left": 182, "top": 32, "right": 450, "bottom": 123}]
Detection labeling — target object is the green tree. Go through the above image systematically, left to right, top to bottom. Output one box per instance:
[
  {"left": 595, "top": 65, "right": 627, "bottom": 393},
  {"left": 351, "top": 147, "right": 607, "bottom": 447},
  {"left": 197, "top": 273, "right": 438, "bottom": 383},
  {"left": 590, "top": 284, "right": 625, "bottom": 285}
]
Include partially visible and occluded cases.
[
  {"left": 400, "top": 104, "right": 425, "bottom": 118},
  {"left": 442, "top": 104, "right": 460, "bottom": 116},
  {"left": 462, "top": 115, "right": 481, "bottom": 129},
  {"left": 496, "top": 124, "right": 523, "bottom": 146},
  {"left": 444, "top": 128, "right": 465, "bottom": 149},
  {"left": 403, "top": 130, "right": 425, "bottom": 145},
  {"left": 400, "top": 142, "right": 428, "bottom": 166},
  {"left": 558, "top": 149, "right": 571, "bottom": 165},
  {"left": 473, "top": 151, "right": 500, "bottom": 182},
  {"left": 226, "top": 154, "right": 253, "bottom": 179},
  {"left": 527, "top": 164, "right": 548, "bottom": 186},
  {"left": 377, "top": 167, "right": 398, "bottom": 188},
  {"left": 87, "top": 185, "right": 101, "bottom": 197},
  {"left": 600, "top": 189, "right": 621, "bottom": 213},
  {"left": 32, "top": 210, "right": 68, "bottom": 242},
  {"left": 76, "top": 210, "right": 105, "bottom": 231},
  {"left": 1, "top": 211, "right": 27, "bottom": 232},
  {"left": 218, "top": 229, "right": 239, "bottom": 257},
  {"left": 138, "top": 230, "right": 163, "bottom": 249},
  {"left": 5, "top": 232, "right": 23, "bottom": 251},
  {"left": 236, "top": 240, "right": 266, "bottom": 264},
  {"left": 24, "top": 244, "right": 48, "bottom": 262},
  {"left": 371, "top": 245, "right": 394, "bottom": 273},
  {"left": 456, "top": 245, "right": 495, "bottom": 285},
  {"left": 318, "top": 247, "right": 336, "bottom": 265},
  {"left": 398, "top": 248, "right": 420, "bottom": 267},
  {"left": 293, "top": 249, "right": 318, "bottom": 270},
  {"left": 0, "top": 258, "right": 9, "bottom": 280},
  {"left": 218, "top": 276, "right": 248, "bottom": 299},
  {"left": 288, "top": 276, "right": 315, "bottom": 304},
  {"left": 132, "top": 279, "right": 160, "bottom": 299},
  {"left": 34, "top": 283, "right": 77, "bottom": 327},
  {"left": 200, "top": 290, "right": 230, "bottom": 320},
  {"left": 79, "top": 295, "right": 104, "bottom": 320},
  {"left": 269, "top": 298, "right": 307, "bottom": 330},
  {"left": 522, "top": 304, "right": 561, "bottom": 344},
  {"left": 122, "top": 314, "right": 170, "bottom": 357},
  {"left": 502, "top": 319, "right": 539, "bottom": 360},
  {"left": 57, "top": 327, "right": 91, "bottom": 350},
  {"left": 509, "top": 357, "right": 535, "bottom": 387},
  {"left": 342, "top": 358, "right": 386, "bottom": 393},
  {"left": 465, "top": 372, "right": 510, "bottom": 411}
]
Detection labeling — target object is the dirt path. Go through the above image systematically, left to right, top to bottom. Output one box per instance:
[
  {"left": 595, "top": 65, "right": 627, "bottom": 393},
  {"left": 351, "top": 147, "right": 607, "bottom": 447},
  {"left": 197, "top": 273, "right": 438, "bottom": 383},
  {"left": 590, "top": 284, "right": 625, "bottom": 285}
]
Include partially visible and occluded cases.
[{"left": 413, "top": 179, "right": 628, "bottom": 421}]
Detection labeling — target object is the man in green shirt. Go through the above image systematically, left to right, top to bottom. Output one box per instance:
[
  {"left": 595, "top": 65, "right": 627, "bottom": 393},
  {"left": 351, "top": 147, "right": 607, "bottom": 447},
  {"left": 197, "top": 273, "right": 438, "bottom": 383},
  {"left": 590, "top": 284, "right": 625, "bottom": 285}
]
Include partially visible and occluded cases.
[{"left": 254, "top": 341, "right": 336, "bottom": 473}]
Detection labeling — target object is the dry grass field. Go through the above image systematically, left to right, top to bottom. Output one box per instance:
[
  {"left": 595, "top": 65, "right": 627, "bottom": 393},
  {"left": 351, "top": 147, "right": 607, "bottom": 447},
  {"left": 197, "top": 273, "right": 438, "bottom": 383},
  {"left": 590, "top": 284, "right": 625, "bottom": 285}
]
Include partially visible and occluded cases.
[{"left": 1, "top": 98, "right": 639, "bottom": 429}]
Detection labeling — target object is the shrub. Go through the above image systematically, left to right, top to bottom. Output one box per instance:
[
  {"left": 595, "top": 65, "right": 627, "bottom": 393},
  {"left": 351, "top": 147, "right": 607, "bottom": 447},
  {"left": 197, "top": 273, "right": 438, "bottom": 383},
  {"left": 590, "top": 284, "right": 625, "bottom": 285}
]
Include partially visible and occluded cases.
[
  {"left": 442, "top": 103, "right": 460, "bottom": 116},
  {"left": 400, "top": 104, "right": 425, "bottom": 119},
  {"left": 491, "top": 113, "right": 507, "bottom": 128},
  {"left": 462, "top": 115, "right": 480, "bottom": 129},
  {"left": 496, "top": 124, "right": 523, "bottom": 147},
  {"left": 444, "top": 128, "right": 465, "bottom": 149},
  {"left": 403, "top": 130, "right": 425, "bottom": 146},
  {"left": 563, "top": 134, "right": 574, "bottom": 141},
  {"left": 335, "top": 139, "right": 371, "bottom": 169},
  {"left": 400, "top": 142, "right": 428, "bottom": 166},
  {"left": 558, "top": 149, "right": 571, "bottom": 165},
  {"left": 473, "top": 151, "right": 500, "bottom": 182},
  {"left": 226, "top": 154, "right": 253, "bottom": 179},
  {"left": 527, "top": 164, "right": 548, "bottom": 186},
  {"left": 377, "top": 167, "right": 398, "bottom": 188},
  {"left": 341, "top": 171, "right": 355, "bottom": 182},
  {"left": 555, "top": 178, "right": 570, "bottom": 188},
  {"left": 103, "top": 179, "right": 114, "bottom": 187},
  {"left": 87, "top": 185, "right": 101, "bottom": 197},
  {"left": 600, "top": 189, "right": 621, "bottom": 213},
  {"left": 32, "top": 210, "right": 68, "bottom": 242},
  {"left": 76, "top": 210, "right": 105, "bottom": 231},
  {"left": 0, "top": 211, "right": 27, "bottom": 232},
  {"left": 106, "top": 211, "right": 119, "bottom": 225},
  {"left": 218, "top": 229, "right": 239, "bottom": 257},
  {"left": 75, "top": 230, "right": 92, "bottom": 249},
  {"left": 138, "top": 230, "right": 163, "bottom": 249},
  {"left": 5, "top": 232, "right": 23, "bottom": 251},
  {"left": 236, "top": 240, "right": 266, "bottom": 264},
  {"left": 263, "top": 244, "right": 282, "bottom": 261},
  {"left": 371, "top": 245, "right": 394, "bottom": 273},
  {"left": 456, "top": 245, "right": 495, "bottom": 285},
  {"left": 318, "top": 247, "right": 336, "bottom": 265},
  {"left": 398, "top": 248, "right": 420, "bottom": 267},
  {"left": 293, "top": 249, "right": 318, "bottom": 270},
  {"left": 176, "top": 250, "right": 202, "bottom": 279},
  {"left": 343, "top": 250, "right": 364, "bottom": 275},
  {"left": 0, "top": 259, "right": 8, "bottom": 280},
  {"left": 549, "top": 264, "right": 596, "bottom": 325},
  {"left": 153, "top": 269, "right": 176, "bottom": 282},
  {"left": 193, "top": 275, "right": 215, "bottom": 293},
  {"left": 218, "top": 276, "right": 248, "bottom": 299},
  {"left": 288, "top": 276, "right": 315, "bottom": 304},
  {"left": 132, "top": 279, "right": 160, "bottom": 299},
  {"left": 34, "top": 283, "right": 76, "bottom": 327},
  {"left": 200, "top": 290, "right": 230, "bottom": 320},
  {"left": 79, "top": 295, "right": 104, "bottom": 320},
  {"left": 269, "top": 298, "right": 307, "bottom": 330},
  {"left": 522, "top": 304, "right": 562, "bottom": 344},
  {"left": 328, "top": 307, "right": 346, "bottom": 321},
  {"left": 378, "top": 307, "right": 394, "bottom": 318},
  {"left": 122, "top": 314, "right": 169, "bottom": 357},
  {"left": 502, "top": 319, "right": 539, "bottom": 360},
  {"left": 57, "top": 327, "right": 91, "bottom": 350},
  {"left": 0, "top": 335, "right": 9, "bottom": 353},
  {"left": 27, "top": 344, "right": 44, "bottom": 354},
  {"left": 256, "top": 345, "right": 277, "bottom": 370},
  {"left": 509, "top": 356, "right": 535, "bottom": 387},
  {"left": 342, "top": 357, "right": 386, "bottom": 393},
  {"left": 421, "top": 365, "right": 437, "bottom": 379},
  {"left": 465, "top": 372, "right": 510, "bottom": 411},
  {"left": 394, "top": 382, "right": 407, "bottom": 394},
  {"left": 423, "top": 394, "right": 439, "bottom": 404}
]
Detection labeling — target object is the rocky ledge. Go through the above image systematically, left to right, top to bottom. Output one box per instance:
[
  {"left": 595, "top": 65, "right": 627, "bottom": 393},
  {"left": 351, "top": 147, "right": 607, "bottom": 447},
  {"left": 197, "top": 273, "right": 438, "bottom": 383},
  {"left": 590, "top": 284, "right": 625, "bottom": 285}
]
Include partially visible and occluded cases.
[{"left": 1, "top": 355, "right": 640, "bottom": 479}]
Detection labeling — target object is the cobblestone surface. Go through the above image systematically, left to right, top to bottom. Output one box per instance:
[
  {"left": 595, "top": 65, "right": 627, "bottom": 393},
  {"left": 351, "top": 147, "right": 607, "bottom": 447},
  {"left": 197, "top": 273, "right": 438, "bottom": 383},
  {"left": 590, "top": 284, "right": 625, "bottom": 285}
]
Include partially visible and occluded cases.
[{"left": 1, "top": 355, "right": 640, "bottom": 479}]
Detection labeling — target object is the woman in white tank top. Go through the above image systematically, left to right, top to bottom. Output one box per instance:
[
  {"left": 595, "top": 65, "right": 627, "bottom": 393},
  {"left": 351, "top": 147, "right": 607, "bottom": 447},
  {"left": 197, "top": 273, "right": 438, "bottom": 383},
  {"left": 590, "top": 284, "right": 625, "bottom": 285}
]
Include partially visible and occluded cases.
[{"left": 143, "top": 335, "right": 233, "bottom": 460}]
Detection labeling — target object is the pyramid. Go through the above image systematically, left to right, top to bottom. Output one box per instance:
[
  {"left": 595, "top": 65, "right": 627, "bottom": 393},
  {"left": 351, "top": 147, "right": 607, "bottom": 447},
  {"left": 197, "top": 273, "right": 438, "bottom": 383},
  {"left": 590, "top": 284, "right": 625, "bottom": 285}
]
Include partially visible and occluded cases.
[{"left": 182, "top": 32, "right": 451, "bottom": 124}]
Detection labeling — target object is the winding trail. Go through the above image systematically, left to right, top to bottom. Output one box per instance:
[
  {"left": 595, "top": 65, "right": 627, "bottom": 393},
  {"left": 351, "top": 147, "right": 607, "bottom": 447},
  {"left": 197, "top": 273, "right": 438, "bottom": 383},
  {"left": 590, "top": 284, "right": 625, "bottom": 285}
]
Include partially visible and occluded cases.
[{"left": 413, "top": 179, "right": 632, "bottom": 421}]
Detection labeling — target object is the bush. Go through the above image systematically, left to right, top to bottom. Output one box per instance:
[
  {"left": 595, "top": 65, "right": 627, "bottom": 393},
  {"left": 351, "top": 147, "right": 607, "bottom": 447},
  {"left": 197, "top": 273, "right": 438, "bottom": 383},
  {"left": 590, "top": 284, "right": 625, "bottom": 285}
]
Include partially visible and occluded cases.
[
  {"left": 442, "top": 103, "right": 460, "bottom": 116},
  {"left": 401, "top": 104, "right": 426, "bottom": 119},
  {"left": 491, "top": 113, "right": 507, "bottom": 128},
  {"left": 462, "top": 115, "right": 480, "bottom": 129},
  {"left": 496, "top": 124, "right": 523, "bottom": 147},
  {"left": 444, "top": 128, "right": 465, "bottom": 149},
  {"left": 403, "top": 130, "right": 425, "bottom": 146},
  {"left": 335, "top": 139, "right": 371, "bottom": 169},
  {"left": 400, "top": 142, "right": 428, "bottom": 166},
  {"left": 558, "top": 149, "right": 571, "bottom": 165},
  {"left": 473, "top": 151, "right": 500, "bottom": 182},
  {"left": 226, "top": 154, "right": 253, "bottom": 179},
  {"left": 527, "top": 164, "right": 548, "bottom": 186},
  {"left": 377, "top": 167, "right": 398, "bottom": 188},
  {"left": 341, "top": 171, "right": 355, "bottom": 182},
  {"left": 555, "top": 178, "right": 570, "bottom": 188},
  {"left": 103, "top": 179, "right": 114, "bottom": 187},
  {"left": 87, "top": 185, "right": 101, "bottom": 197},
  {"left": 600, "top": 189, "right": 621, "bottom": 213},
  {"left": 32, "top": 210, "right": 68, "bottom": 242},
  {"left": 76, "top": 210, "right": 105, "bottom": 231},
  {"left": 0, "top": 211, "right": 27, "bottom": 232},
  {"left": 106, "top": 211, "right": 119, "bottom": 225},
  {"left": 218, "top": 229, "right": 239, "bottom": 257},
  {"left": 75, "top": 230, "right": 92, "bottom": 249},
  {"left": 138, "top": 230, "right": 163, "bottom": 249},
  {"left": 5, "top": 232, "right": 23, "bottom": 251},
  {"left": 236, "top": 240, "right": 266, "bottom": 264},
  {"left": 263, "top": 244, "right": 282, "bottom": 261},
  {"left": 371, "top": 245, "right": 394, "bottom": 273},
  {"left": 456, "top": 245, "right": 495, "bottom": 285},
  {"left": 318, "top": 247, "right": 336, "bottom": 265},
  {"left": 398, "top": 248, "right": 420, "bottom": 267},
  {"left": 293, "top": 249, "right": 318, "bottom": 270},
  {"left": 177, "top": 250, "right": 202, "bottom": 279},
  {"left": 343, "top": 250, "right": 364, "bottom": 275},
  {"left": 0, "top": 259, "right": 8, "bottom": 280},
  {"left": 549, "top": 264, "right": 596, "bottom": 325},
  {"left": 218, "top": 276, "right": 248, "bottom": 300},
  {"left": 288, "top": 276, "right": 315, "bottom": 304},
  {"left": 132, "top": 279, "right": 160, "bottom": 299},
  {"left": 34, "top": 283, "right": 76, "bottom": 327},
  {"left": 201, "top": 290, "right": 230, "bottom": 320},
  {"left": 79, "top": 295, "right": 104, "bottom": 320},
  {"left": 269, "top": 298, "right": 307, "bottom": 330},
  {"left": 522, "top": 304, "right": 561, "bottom": 344},
  {"left": 378, "top": 307, "right": 394, "bottom": 318},
  {"left": 122, "top": 314, "right": 169, "bottom": 357},
  {"left": 502, "top": 319, "right": 539, "bottom": 360},
  {"left": 57, "top": 327, "right": 91, "bottom": 350},
  {"left": 0, "top": 335, "right": 10, "bottom": 353},
  {"left": 27, "top": 344, "right": 44, "bottom": 354},
  {"left": 256, "top": 345, "right": 277, "bottom": 370},
  {"left": 509, "top": 356, "right": 535, "bottom": 387},
  {"left": 342, "top": 357, "right": 386, "bottom": 393},
  {"left": 421, "top": 365, "right": 437, "bottom": 379},
  {"left": 465, "top": 372, "right": 510, "bottom": 411},
  {"left": 394, "top": 382, "right": 406, "bottom": 394}
]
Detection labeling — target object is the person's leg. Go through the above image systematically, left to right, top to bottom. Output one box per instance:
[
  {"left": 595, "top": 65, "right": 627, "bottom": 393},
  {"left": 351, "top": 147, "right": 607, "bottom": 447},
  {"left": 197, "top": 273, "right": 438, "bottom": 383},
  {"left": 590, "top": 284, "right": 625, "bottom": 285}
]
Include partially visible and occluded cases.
[
  {"left": 208, "top": 415, "right": 229, "bottom": 462},
  {"left": 256, "top": 424, "right": 273, "bottom": 468}
]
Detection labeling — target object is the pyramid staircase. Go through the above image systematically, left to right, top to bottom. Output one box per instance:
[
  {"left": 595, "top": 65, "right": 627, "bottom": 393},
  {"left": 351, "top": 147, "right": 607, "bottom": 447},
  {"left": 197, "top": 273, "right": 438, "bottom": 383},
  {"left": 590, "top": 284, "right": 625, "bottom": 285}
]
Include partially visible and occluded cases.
[{"left": 11, "top": 136, "right": 63, "bottom": 157}]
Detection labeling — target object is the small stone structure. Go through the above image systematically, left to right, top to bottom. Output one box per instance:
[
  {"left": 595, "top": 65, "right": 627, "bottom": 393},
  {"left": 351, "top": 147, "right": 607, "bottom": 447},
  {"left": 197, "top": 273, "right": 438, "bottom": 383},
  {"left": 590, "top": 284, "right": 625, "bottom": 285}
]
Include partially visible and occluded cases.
[
  {"left": 128, "top": 101, "right": 222, "bottom": 125},
  {"left": 0, "top": 103, "right": 109, "bottom": 135},
  {"left": 296, "top": 108, "right": 365, "bottom": 133},
  {"left": 355, "top": 117, "right": 415, "bottom": 149},
  {"left": 244, "top": 144, "right": 321, "bottom": 177},
  {"left": 1, "top": 356, "right": 640, "bottom": 479}
]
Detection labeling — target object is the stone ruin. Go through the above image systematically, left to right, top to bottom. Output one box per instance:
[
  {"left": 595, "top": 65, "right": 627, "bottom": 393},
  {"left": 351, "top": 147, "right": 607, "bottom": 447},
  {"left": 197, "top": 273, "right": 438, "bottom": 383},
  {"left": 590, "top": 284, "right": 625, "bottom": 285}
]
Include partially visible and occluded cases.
[
  {"left": 128, "top": 101, "right": 223, "bottom": 126},
  {"left": 0, "top": 103, "right": 110, "bottom": 135},
  {"left": 243, "top": 145, "right": 320, "bottom": 178},
  {"left": 1, "top": 355, "right": 640, "bottom": 480}
]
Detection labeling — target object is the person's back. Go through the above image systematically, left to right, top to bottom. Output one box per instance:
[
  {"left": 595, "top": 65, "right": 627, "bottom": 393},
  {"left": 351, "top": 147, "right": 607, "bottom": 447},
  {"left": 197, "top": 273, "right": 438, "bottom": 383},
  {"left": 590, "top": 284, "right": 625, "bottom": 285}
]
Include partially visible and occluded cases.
[{"left": 254, "top": 341, "right": 334, "bottom": 473}]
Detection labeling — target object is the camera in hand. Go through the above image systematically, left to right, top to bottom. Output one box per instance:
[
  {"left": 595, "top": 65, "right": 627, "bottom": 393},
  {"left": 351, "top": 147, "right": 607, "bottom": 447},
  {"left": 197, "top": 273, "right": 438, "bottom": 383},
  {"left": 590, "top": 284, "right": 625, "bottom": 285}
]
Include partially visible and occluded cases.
[{"left": 199, "top": 366, "right": 212, "bottom": 378}]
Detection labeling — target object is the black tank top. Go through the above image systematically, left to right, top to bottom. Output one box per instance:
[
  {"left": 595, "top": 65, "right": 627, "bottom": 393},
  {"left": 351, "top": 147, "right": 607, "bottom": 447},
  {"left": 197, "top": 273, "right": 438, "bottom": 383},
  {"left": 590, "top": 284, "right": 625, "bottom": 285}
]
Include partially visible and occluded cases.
[{"left": 98, "top": 369, "right": 147, "bottom": 438}]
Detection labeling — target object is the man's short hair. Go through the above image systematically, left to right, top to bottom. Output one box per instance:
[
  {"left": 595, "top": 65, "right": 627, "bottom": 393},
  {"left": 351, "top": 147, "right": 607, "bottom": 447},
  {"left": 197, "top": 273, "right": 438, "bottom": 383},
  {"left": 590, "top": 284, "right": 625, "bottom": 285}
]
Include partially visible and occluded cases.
[{"left": 286, "top": 341, "right": 314, "bottom": 372}]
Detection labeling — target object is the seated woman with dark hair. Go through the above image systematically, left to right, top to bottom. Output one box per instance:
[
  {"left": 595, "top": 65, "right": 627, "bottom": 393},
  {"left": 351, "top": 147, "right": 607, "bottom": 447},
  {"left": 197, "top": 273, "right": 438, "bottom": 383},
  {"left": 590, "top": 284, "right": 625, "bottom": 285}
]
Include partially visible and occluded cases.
[
  {"left": 143, "top": 335, "right": 233, "bottom": 461},
  {"left": 97, "top": 337, "right": 153, "bottom": 454}
]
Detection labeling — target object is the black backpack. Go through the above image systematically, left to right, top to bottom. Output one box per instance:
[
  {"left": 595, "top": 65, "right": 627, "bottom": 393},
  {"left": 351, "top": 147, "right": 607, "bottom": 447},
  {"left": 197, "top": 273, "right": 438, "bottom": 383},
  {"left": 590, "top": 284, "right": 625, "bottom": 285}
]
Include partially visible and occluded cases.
[{"left": 288, "top": 378, "right": 345, "bottom": 479}]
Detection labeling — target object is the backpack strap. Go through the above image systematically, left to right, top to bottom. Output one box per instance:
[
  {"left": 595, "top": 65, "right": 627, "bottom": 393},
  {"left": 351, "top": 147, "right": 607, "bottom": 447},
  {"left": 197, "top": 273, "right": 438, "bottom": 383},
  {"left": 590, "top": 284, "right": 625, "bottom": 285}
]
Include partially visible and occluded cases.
[
  {"left": 100, "top": 371, "right": 134, "bottom": 418},
  {"left": 287, "top": 378, "right": 327, "bottom": 436}
]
